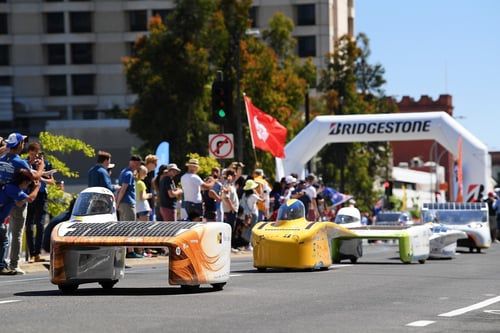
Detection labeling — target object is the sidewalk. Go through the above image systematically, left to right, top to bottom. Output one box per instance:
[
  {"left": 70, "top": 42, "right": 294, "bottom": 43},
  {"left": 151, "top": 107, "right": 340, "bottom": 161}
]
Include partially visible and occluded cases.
[{"left": 19, "top": 251, "right": 253, "bottom": 274}]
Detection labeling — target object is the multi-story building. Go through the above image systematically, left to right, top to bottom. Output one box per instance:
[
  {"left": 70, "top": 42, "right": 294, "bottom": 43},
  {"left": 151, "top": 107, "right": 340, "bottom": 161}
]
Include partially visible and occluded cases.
[{"left": 0, "top": 0, "right": 354, "bottom": 135}]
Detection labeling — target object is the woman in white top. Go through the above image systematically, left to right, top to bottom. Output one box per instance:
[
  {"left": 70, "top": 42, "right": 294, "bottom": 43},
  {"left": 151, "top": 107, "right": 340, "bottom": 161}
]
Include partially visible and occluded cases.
[{"left": 240, "top": 179, "right": 263, "bottom": 250}]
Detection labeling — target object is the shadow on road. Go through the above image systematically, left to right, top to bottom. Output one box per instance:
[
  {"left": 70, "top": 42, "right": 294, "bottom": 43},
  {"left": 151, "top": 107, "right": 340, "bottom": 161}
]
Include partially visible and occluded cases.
[{"left": 15, "top": 286, "right": 220, "bottom": 297}]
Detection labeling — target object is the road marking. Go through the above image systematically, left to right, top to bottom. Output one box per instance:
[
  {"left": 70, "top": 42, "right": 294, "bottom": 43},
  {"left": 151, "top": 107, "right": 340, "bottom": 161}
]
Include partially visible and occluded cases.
[
  {"left": 328, "top": 264, "right": 354, "bottom": 269},
  {"left": 229, "top": 274, "right": 243, "bottom": 277},
  {"left": 438, "top": 296, "right": 500, "bottom": 317},
  {"left": 439, "top": 297, "right": 449, "bottom": 300},
  {"left": 0, "top": 300, "right": 21, "bottom": 305},
  {"left": 484, "top": 310, "right": 500, "bottom": 315},
  {"left": 406, "top": 320, "right": 435, "bottom": 327}
]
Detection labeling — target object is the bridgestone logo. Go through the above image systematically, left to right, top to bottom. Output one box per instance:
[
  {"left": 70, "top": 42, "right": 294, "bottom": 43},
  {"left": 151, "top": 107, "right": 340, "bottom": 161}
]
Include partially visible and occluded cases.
[{"left": 329, "top": 120, "right": 432, "bottom": 135}]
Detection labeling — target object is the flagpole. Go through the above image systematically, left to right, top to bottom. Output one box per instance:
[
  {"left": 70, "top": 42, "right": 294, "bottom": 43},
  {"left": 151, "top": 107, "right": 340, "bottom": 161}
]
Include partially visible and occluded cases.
[
  {"left": 243, "top": 93, "right": 256, "bottom": 150},
  {"left": 243, "top": 93, "right": 260, "bottom": 166}
]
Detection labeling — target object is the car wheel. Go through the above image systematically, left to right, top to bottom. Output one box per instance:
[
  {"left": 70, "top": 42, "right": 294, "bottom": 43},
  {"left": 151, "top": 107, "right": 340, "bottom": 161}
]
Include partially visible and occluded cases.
[
  {"left": 469, "top": 247, "right": 474, "bottom": 253},
  {"left": 476, "top": 248, "right": 481, "bottom": 253},
  {"left": 350, "top": 257, "right": 358, "bottom": 264},
  {"left": 418, "top": 259, "right": 426, "bottom": 264},
  {"left": 257, "top": 267, "right": 267, "bottom": 272},
  {"left": 99, "top": 280, "right": 118, "bottom": 289},
  {"left": 211, "top": 283, "right": 226, "bottom": 291},
  {"left": 58, "top": 284, "right": 78, "bottom": 294}
]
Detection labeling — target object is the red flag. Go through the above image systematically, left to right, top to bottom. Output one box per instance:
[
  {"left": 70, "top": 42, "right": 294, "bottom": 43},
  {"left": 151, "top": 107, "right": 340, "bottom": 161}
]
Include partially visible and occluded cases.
[{"left": 244, "top": 96, "right": 287, "bottom": 158}]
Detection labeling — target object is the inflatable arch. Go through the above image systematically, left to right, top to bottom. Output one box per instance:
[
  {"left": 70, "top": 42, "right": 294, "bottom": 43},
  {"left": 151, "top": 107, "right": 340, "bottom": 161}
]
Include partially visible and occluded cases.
[{"left": 276, "top": 112, "right": 490, "bottom": 201}]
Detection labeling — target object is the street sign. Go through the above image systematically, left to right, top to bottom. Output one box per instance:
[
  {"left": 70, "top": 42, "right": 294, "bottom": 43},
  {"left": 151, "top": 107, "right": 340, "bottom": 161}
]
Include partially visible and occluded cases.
[{"left": 209, "top": 133, "right": 234, "bottom": 159}]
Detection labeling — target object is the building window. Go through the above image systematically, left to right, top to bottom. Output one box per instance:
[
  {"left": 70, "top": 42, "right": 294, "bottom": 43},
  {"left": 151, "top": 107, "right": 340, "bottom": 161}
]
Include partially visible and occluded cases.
[
  {"left": 296, "top": 4, "right": 316, "bottom": 26},
  {"left": 249, "top": 7, "right": 258, "bottom": 28},
  {"left": 152, "top": 9, "right": 171, "bottom": 24},
  {"left": 128, "top": 10, "right": 148, "bottom": 32},
  {"left": 70, "top": 12, "right": 92, "bottom": 33},
  {"left": 0, "top": 13, "right": 7, "bottom": 34},
  {"left": 45, "top": 13, "right": 64, "bottom": 33},
  {"left": 297, "top": 36, "right": 316, "bottom": 57},
  {"left": 128, "top": 42, "right": 137, "bottom": 57},
  {"left": 71, "top": 43, "right": 93, "bottom": 64},
  {"left": 47, "top": 44, "right": 66, "bottom": 65},
  {"left": 0, "top": 45, "right": 9, "bottom": 66},
  {"left": 72, "top": 74, "right": 94, "bottom": 95},
  {"left": 47, "top": 75, "right": 67, "bottom": 96},
  {"left": 0, "top": 76, "right": 11, "bottom": 86}
]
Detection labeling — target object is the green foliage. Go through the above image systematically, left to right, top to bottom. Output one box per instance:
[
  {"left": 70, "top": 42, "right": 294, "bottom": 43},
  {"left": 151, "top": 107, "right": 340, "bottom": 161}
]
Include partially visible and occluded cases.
[
  {"left": 316, "top": 34, "right": 395, "bottom": 210},
  {"left": 38, "top": 131, "right": 95, "bottom": 216},
  {"left": 186, "top": 153, "right": 220, "bottom": 179},
  {"left": 47, "top": 185, "right": 73, "bottom": 217}
]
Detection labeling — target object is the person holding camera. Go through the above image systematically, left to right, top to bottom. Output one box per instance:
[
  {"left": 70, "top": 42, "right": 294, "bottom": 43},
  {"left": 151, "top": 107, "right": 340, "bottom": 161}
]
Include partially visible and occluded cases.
[
  {"left": 0, "top": 133, "right": 45, "bottom": 274},
  {"left": 25, "top": 142, "right": 54, "bottom": 263},
  {"left": 0, "top": 169, "right": 41, "bottom": 275}
]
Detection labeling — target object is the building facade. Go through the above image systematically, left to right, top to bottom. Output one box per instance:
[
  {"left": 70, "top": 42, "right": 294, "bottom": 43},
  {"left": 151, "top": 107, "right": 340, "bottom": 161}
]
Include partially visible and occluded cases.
[{"left": 0, "top": 0, "right": 354, "bottom": 135}]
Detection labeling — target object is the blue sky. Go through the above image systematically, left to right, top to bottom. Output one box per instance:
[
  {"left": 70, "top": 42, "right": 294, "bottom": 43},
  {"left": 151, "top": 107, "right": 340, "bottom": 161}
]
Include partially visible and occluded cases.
[{"left": 356, "top": 0, "right": 500, "bottom": 150}]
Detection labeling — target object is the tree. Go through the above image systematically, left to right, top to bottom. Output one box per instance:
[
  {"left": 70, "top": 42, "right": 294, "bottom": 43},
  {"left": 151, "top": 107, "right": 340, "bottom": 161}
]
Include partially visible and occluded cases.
[
  {"left": 124, "top": 0, "right": 219, "bottom": 165},
  {"left": 316, "top": 34, "right": 396, "bottom": 212},
  {"left": 37, "top": 132, "right": 95, "bottom": 216}
]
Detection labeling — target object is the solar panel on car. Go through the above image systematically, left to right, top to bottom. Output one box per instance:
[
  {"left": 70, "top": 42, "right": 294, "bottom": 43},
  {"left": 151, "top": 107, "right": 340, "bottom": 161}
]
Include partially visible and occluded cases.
[{"left": 62, "top": 222, "right": 199, "bottom": 237}]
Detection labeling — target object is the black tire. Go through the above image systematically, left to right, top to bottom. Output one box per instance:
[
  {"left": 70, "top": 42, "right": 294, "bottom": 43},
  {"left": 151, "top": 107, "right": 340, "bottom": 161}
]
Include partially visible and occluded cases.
[
  {"left": 469, "top": 247, "right": 474, "bottom": 253},
  {"left": 477, "top": 248, "right": 481, "bottom": 253},
  {"left": 350, "top": 257, "right": 358, "bottom": 264},
  {"left": 418, "top": 259, "right": 426, "bottom": 264},
  {"left": 319, "top": 266, "right": 329, "bottom": 271},
  {"left": 257, "top": 267, "right": 267, "bottom": 272},
  {"left": 99, "top": 280, "right": 118, "bottom": 289},
  {"left": 211, "top": 283, "right": 226, "bottom": 291},
  {"left": 58, "top": 284, "right": 78, "bottom": 294},
  {"left": 180, "top": 285, "right": 200, "bottom": 292}
]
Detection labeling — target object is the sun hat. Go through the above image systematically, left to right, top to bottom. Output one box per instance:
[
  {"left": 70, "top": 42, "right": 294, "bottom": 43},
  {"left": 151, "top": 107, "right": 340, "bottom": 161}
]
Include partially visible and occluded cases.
[
  {"left": 6, "top": 132, "right": 27, "bottom": 148},
  {"left": 185, "top": 158, "right": 200, "bottom": 167},
  {"left": 167, "top": 163, "right": 181, "bottom": 172},
  {"left": 285, "top": 175, "right": 297, "bottom": 185},
  {"left": 243, "top": 179, "right": 259, "bottom": 191}
]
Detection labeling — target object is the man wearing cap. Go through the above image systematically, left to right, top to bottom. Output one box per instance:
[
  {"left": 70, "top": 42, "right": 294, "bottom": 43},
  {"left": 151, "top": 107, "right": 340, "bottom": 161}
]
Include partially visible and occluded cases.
[
  {"left": 0, "top": 133, "right": 45, "bottom": 274},
  {"left": 88, "top": 150, "right": 114, "bottom": 192},
  {"left": 116, "top": 155, "right": 141, "bottom": 220},
  {"left": 180, "top": 158, "right": 214, "bottom": 221},
  {"left": 159, "top": 163, "right": 183, "bottom": 221},
  {"left": 283, "top": 175, "right": 297, "bottom": 201}
]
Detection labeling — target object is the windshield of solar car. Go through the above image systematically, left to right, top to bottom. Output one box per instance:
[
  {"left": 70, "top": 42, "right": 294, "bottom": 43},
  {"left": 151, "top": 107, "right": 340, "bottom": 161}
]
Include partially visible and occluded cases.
[
  {"left": 72, "top": 192, "right": 113, "bottom": 216},
  {"left": 277, "top": 202, "right": 305, "bottom": 221},
  {"left": 422, "top": 210, "right": 487, "bottom": 224},
  {"left": 376, "top": 213, "right": 400, "bottom": 224},
  {"left": 335, "top": 214, "right": 359, "bottom": 224}
]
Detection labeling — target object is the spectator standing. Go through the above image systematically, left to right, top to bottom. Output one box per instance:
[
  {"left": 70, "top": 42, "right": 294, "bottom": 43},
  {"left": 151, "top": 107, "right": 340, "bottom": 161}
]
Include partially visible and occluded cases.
[
  {"left": 0, "top": 133, "right": 45, "bottom": 275},
  {"left": 25, "top": 142, "right": 54, "bottom": 262},
  {"left": 87, "top": 151, "right": 114, "bottom": 192},
  {"left": 116, "top": 155, "right": 141, "bottom": 258},
  {"left": 143, "top": 155, "right": 158, "bottom": 220},
  {"left": 180, "top": 158, "right": 214, "bottom": 221},
  {"left": 159, "top": 163, "right": 182, "bottom": 221},
  {"left": 153, "top": 164, "right": 168, "bottom": 221},
  {"left": 135, "top": 165, "right": 152, "bottom": 221},
  {"left": 211, "top": 167, "right": 224, "bottom": 222},
  {"left": 0, "top": 169, "right": 41, "bottom": 275},
  {"left": 221, "top": 169, "right": 239, "bottom": 252},
  {"left": 253, "top": 169, "right": 271, "bottom": 221},
  {"left": 304, "top": 174, "right": 319, "bottom": 221},
  {"left": 283, "top": 175, "right": 297, "bottom": 201},
  {"left": 240, "top": 179, "right": 263, "bottom": 250},
  {"left": 485, "top": 192, "right": 497, "bottom": 243}
]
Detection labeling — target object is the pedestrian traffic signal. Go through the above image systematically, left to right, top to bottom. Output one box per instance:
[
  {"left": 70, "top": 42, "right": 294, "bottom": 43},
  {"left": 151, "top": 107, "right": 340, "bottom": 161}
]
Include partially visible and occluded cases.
[{"left": 211, "top": 80, "right": 232, "bottom": 124}]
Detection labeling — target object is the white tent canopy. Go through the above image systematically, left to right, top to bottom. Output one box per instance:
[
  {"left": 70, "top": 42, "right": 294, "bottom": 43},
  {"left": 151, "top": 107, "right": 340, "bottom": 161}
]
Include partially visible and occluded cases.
[{"left": 276, "top": 112, "right": 490, "bottom": 202}]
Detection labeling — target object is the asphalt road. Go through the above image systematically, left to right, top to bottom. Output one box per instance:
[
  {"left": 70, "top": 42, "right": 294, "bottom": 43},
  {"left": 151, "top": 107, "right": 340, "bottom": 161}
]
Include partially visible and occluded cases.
[{"left": 1, "top": 243, "right": 500, "bottom": 332}]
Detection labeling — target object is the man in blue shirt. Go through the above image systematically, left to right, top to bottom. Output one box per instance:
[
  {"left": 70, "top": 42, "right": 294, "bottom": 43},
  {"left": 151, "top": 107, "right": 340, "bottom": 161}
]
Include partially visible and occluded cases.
[
  {"left": 0, "top": 133, "right": 45, "bottom": 274},
  {"left": 88, "top": 150, "right": 114, "bottom": 191},
  {"left": 116, "top": 155, "right": 141, "bottom": 258},
  {"left": 0, "top": 169, "right": 41, "bottom": 275}
]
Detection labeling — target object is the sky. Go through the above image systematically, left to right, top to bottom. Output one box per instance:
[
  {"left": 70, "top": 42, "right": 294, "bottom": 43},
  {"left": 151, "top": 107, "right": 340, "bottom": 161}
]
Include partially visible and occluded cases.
[{"left": 356, "top": 0, "right": 500, "bottom": 151}]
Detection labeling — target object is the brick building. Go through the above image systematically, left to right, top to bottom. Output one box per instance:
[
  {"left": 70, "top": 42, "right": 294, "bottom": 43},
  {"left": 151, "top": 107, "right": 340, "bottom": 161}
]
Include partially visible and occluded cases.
[{"left": 391, "top": 94, "right": 454, "bottom": 200}]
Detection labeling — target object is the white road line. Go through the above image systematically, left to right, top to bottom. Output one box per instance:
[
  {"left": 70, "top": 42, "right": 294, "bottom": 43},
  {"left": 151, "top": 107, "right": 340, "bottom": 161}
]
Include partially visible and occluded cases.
[
  {"left": 328, "top": 264, "right": 354, "bottom": 269},
  {"left": 229, "top": 274, "right": 243, "bottom": 277},
  {"left": 0, "top": 277, "right": 47, "bottom": 285},
  {"left": 438, "top": 296, "right": 500, "bottom": 317},
  {"left": 0, "top": 300, "right": 21, "bottom": 305},
  {"left": 484, "top": 310, "right": 500, "bottom": 315},
  {"left": 406, "top": 320, "right": 435, "bottom": 327}
]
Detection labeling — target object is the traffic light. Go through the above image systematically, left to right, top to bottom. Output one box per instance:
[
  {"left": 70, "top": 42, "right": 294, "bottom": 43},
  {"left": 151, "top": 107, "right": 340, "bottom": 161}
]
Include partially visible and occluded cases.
[
  {"left": 211, "top": 80, "right": 232, "bottom": 124},
  {"left": 383, "top": 180, "right": 393, "bottom": 197}
]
